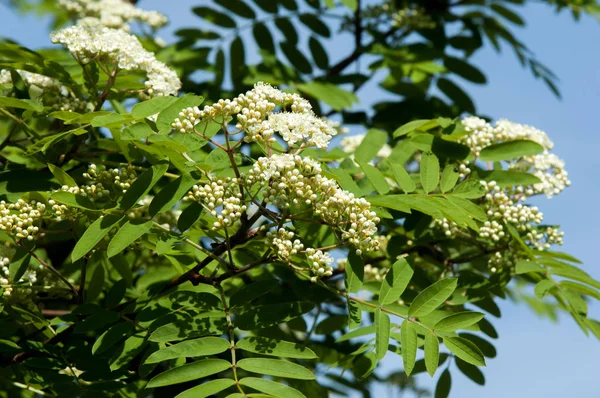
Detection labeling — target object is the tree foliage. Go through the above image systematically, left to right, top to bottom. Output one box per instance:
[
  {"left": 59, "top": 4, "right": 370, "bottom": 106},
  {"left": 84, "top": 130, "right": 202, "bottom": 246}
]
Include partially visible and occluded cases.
[{"left": 0, "top": 0, "right": 599, "bottom": 397}]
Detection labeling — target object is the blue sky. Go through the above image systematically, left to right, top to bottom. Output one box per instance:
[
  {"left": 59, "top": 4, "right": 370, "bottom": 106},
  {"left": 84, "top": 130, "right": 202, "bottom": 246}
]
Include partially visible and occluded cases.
[{"left": 1, "top": 1, "right": 599, "bottom": 397}]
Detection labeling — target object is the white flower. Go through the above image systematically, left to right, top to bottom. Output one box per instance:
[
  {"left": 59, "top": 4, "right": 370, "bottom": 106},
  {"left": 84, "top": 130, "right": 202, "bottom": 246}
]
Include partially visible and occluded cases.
[
  {"left": 58, "top": 0, "right": 167, "bottom": 31},
  {"left": 51, "top": 18, "right": 180, "bottom": 97},
  {"left": 267, "top": 112, "right": 337, "bottom": 149},
  {"left": 341, "top": 133, "right": 392, "bottom": 158}
]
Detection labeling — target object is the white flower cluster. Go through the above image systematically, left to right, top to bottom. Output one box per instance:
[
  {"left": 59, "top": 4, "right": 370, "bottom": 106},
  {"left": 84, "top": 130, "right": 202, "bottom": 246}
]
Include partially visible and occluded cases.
[
  {"left": 58, "top": 0, "right": 167, "bottom": 31},
  {"left": 389, "top": 6, "right": 435, "bottom": 29},
  {"left": 51, "top": 18, "right": 180, "bottom": 97},
  {"left": 0, "top": 69, "right": 60, "bottom": 91},
  {"left": 0, "top": 69, "right": 91, "bottom": 112},
  {"left": 191, "top": 82, "right": 337, "bottom": 148},
  {"left": 172, "top": 107, "right": 202, "bottom": 134},
  {"left": 267, "top": 112, "right": 338, "bottom": 149},
  {"left": 461, "top": 116, "right": 570, "bottom": 198},
  {"left": 340, "top": 133, "right": 392, "bottom": 158},
  {"left": 246, "top": 154, "right": 381, "bottom": 254},
  {"left": 83, "top": 164, "right": 137, "bottom": 196},
  {"left": 185, "top": 178, "right": 246, "bottom": 229},
  {"left": 482, "top": 181, "right": 543, "bottom": 231},
  {"left": 48, "top": 186, "right": 84, "bottom": 222},
  {"left": 128, "top": 196, "right": 180, "bottom": 229},
  {"left": 0, "top": 200, "right": 45, "bottom": 241},
  {"left": 434, "top": 218, "right": 458, "bottom": 237},
  {"left": 479, "top": 220, "right": 505, "bottom": 242},
  {"left": 526, "top": 226, "right": 564, "bottom": 251},
  {"left": 267, "top": 228, "right": 304, "bottom": 260},
  {"left": 305, "top": 248, "right": 333, "bottom": 282},
  {"left": 488, "top": 249, "right": 520, "bottom": 273},
  {"left": 364, "top": 263, "right": 389, "bottom": 282}
]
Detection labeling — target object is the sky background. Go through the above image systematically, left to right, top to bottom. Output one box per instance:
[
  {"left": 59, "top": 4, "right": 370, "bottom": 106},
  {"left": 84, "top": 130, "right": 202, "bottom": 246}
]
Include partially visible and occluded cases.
[{"left": 1, "top": 1, "right": 599, "bottom": 397}]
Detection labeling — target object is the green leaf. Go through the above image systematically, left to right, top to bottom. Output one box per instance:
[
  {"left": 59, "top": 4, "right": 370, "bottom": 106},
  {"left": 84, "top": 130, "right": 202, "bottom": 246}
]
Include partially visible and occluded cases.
[
  {"left": 214, "top": 0, "right": 255, "bottom": 19},
  {"left": 255, "top": 0, "right": 278, "bottom": 12},
  {"left": 341, "top": 0, "right": 358, "bottom": 10},
  {"left": 491, "top": 4, "right": 525, "bottom": 25},
  {"left": 192, "top": 7, "right": 236, "bottom": 27},
  {"left": 299, "top": 14, "right": 330, "bottom": 37},
  {"left": 275, "top": 18, "right": 297, "bottom": 45},
  {"left": 253, "top": 22, "right": 275, "bottom": 54},
  {"left": 230, "top": 36, "right": 246, "bottom": 84},
  {"left": 309, "top": 36, "right": 329, "bottom": 69},
  {"left": 280, "top": 42, "right": 312, "bottom": 74},
  {"left": 444, "top": 56, "right": 486, "bottom": 84},
  {"left": 437, "top": 78, "right": 475, "bottom": 113},
  {"left": 297, "top": 82, "right": 357, "bottom": 111},
  {"left": 156, "top": 93, "right": 204, "bottom": 133},
  {"left": 0, "top": 96, "right": 43, "bottom": 112},
  {"left": 132, "top": 96, "right": 178, "bottom": 119},
  {"left": 90, "top": 113, "right": 128, "bottom": 127},
  {"left": 393, "top": 119, "right": 435, "bottom": 138},
  {"left": 122, "top": 122, "right": 154, "bottom": 140},
  {"left": 354, "top": 129, "right": 387, "bottom": 163},
  {"left": 479, "top": 140, "right": 544, "bottom": 162},
  {"left": 420, "top": 152, "right": 440, "bottom": 194},
  {"left": 357, "top": 159, "right": 390, "bottom": 195},
  {"left": 386, "top": 160, "right": 416, "bottom": 193},
  {"left": 120, "top": 162, "right": 169, "bottom": 210},
  {"left": 48, "top": 164, "right": 77, "bottom": 187},
  {"left": 440, "top": 165, "right": 459, "bottom": 193},
  {"left": 329, "top": 168, "right": 362, "bottom": 197},
  {"left": 478, "top": 170, "right": 541, "bottom": 187},
  {"left": 149, "top": 173, "right": 197, "bottom": 216},
  {"left": 451, "top": 179, "right": 486, "bottom": 198},
  {"left": 50, "top": 191, "right": 97, "bottom": 211},
  {"left": 365, "top": 195, "right": 411, "bottom": 213},
  {"left": 445, "top": 196, "right": 487, "bottom": 222},
  {"left": 177, "top": 202, "right": 204, "bottom": 232},
  {"left": 72, "top": 215, "right": 124, "bottom": 261},
  {"left": 107, "top": 220, "right": 152, "bottom": 258},
  {"left": 9, "top": 245, "right": 30, "bottom": 282},
  {"left": 345, "top": 250, "right": 364, "bottom": 294},
  {"left": 379, "top": 258, "right": 413, "bottom": 305},
  {"left": 515, "top": 260, "right": 544, "bottom": 274},
  {"left": 86, "top": 263, "right": 106, "bottom": 303},
  {"left": 408, "top": 278, "right": 457, "bottom": 317},
  {"left": 534, "top": 279, "right": 555, "bottom": 299},
  {"left": 230, "top": 280, "right": 275, "bottom": 309},
  {"left": 560, "top": 281, "right": 600, "bottom": 301},
  {"left": 348, "top": 299, "right": 362, "bottom": 329},
  {"left": 235, "top": 302, "right": 315, "bottom": 330},
  {"left": 375, "top": 308, "right": 390, "bottom": 361},
  {"left": 434, "top": 312, "right": 485, "bottom": 332},
  {"left": 149, "top": 317, "right": 226, "bottom": 343},
  {"left": 400, "top": 320, "right": 417, "bottom": 376},
  {"left": 92, "top": 322, "right": 134, "bottom": 355},
  {"left": 424, "top": 331, "right": 439, "bottom": 377},
  {"left": 109, "top": 332, "right": 147, "bottom": 371},
  {"left": 442, "top": 336, "right": 486, "bottom": 366},
  {"left": 146, "top": 337, "right": 230, "bottom": 364},
  {"left": 236, "top": 337, "right": 317, "bottom": 359},
  {"left": 236, "top": 358, "right": 315, "bottom": 380},
  {"left": 456, "top": 358, "right": 485, "bottom": 385},
  {"left": 147, "top": 359, "right": 232, "bottom": 388},
  {"left": 435, "top": 369, "right": 452, "bottom": 398},
  {"left": 239, "top": 377, "right": 306, "bottom": 398},
  {"left": 175, "top": 379, "right": 236, "bottom": 398}
]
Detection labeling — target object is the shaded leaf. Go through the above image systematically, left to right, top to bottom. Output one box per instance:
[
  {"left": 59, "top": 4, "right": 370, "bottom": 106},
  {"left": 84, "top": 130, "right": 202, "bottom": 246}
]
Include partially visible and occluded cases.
[
  {"left": 408, "top": 278, "right": 457, "bottom": 317},
  {"left": 236, "top": 337, "right": 317, "bottom": 359},
  {"left": 237, "top": 358, "right": 315, "bottom": 380},
  {"left": 147, "top": 359, "right": 231, "bottom": 388}
]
